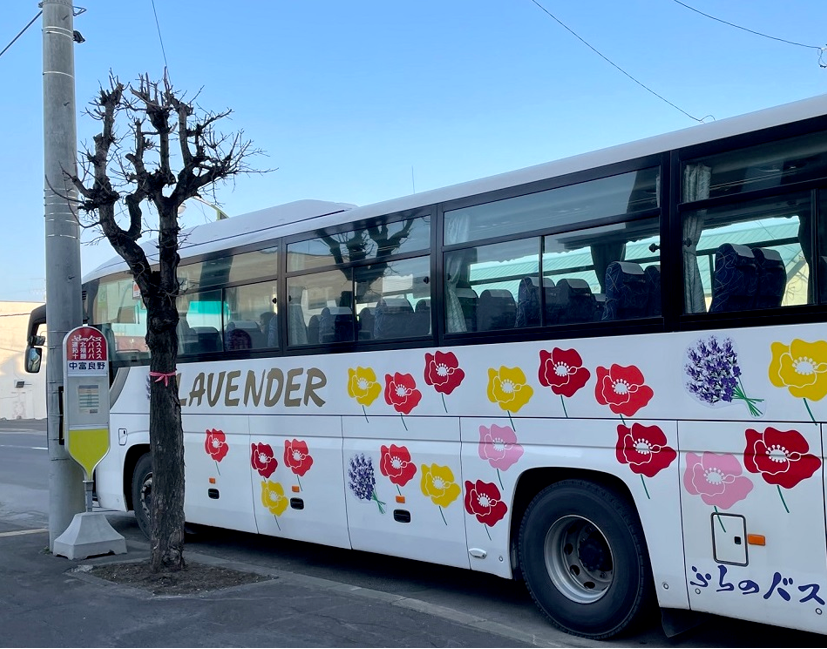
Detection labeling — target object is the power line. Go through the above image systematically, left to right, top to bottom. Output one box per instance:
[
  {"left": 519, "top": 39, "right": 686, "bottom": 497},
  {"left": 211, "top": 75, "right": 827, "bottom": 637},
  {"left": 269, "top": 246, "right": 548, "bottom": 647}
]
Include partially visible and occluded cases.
[
  {"left": 149, "top": 0, "right": 170, "bottom": 72},
  {"left": 527, "top": 0, "right": 708, "bottom": 123},
  {"left": 672, "top": 0, "right": 824, "bottom": 52},
  {"left": 0, "top": 11, "right": 42, "bottom": 60}
]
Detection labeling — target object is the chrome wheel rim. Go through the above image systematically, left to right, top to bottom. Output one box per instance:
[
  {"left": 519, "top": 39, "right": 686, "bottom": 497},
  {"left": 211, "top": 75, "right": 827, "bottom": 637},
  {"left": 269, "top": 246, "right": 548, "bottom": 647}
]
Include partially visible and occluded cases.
[{"left": 544, "top": 514, "right": 613, "bottom": 604}]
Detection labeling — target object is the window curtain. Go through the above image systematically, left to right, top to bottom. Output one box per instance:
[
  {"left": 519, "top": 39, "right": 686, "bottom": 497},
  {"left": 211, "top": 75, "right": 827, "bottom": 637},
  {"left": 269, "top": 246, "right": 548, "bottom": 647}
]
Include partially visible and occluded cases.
[
  {"left": 682, "top": 163, "right": 711, "bottom": 313},
  {"left": 444, "top": 214, "right": 470, "bottom": 333}
]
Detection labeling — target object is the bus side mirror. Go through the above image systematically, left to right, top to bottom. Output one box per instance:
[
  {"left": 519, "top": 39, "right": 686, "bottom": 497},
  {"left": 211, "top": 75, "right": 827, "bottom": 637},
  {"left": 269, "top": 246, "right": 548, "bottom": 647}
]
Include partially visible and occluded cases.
[{"left": 25, "top": 346, "right": 42, "bottom": 374}]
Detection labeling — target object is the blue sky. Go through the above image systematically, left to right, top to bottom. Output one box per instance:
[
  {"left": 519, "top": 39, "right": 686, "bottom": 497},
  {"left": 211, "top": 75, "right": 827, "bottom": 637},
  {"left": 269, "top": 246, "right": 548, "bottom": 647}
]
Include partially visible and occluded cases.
[{"left": 1, "top": 0, "right": 825, "bottom": 302}]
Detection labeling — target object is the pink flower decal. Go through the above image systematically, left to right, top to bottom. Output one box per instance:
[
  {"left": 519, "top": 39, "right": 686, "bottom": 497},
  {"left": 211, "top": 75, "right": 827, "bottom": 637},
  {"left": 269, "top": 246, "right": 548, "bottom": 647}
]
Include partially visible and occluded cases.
[
  {"left": 538, "top": 348, "right": 590, "bottom": 417},
  {"left": 424, "top": 351, "right": 465, "bottom": 412},
  {"left": 595, "top": 364, "right": 654, "bottom": 419},
  {"left": 384, "top": 372, "right": 422, "bottom": 430},
  {"left": 616, "top": 423, "right": 676, "bottom": 499},
  {"left": 478, "top": 424, "right": 523, "bottom": 489},
  {"left": 744, "top": 426, "right": 822, "bottom": 513},
  {"left": 205, "top": 428, "right": 228, "bottom": 475},
  {"left": 284, "top": 439, "right": 313, "bottom": 491},
  {"left": 250, "top": 442, "right": 278, "bottom": 479},
  {"left": 683, "top": 452, "right": 753, "bottom": 509}
]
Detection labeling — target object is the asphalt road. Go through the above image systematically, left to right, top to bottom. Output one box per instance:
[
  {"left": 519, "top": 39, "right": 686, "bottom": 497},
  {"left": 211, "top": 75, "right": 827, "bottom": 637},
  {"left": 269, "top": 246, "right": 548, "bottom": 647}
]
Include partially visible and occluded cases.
[{"left": 2, "top": 420, "right": 826, "bottom": 647}]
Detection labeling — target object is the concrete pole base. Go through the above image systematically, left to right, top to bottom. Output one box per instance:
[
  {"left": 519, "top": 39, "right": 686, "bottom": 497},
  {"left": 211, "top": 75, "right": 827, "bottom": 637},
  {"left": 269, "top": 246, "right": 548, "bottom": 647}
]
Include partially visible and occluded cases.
[{"left": 52, "top": 512, "right": 127, "bottom": 560}]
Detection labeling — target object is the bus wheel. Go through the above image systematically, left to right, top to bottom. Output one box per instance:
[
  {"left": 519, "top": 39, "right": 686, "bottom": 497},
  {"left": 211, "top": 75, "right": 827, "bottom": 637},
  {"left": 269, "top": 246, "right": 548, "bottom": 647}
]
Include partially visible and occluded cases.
[
  {"left": 131, "top": 453, "right": 153, "bottom": 540},
  {"left": 518, "top": 479, "right": 653, "bottom": 639}
]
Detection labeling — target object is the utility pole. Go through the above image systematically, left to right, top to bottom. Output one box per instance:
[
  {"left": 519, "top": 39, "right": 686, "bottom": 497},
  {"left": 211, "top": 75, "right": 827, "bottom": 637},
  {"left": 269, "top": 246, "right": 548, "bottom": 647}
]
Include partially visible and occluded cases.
[{"left": 43, "top": 0, "right": 85, "bottom": 549}]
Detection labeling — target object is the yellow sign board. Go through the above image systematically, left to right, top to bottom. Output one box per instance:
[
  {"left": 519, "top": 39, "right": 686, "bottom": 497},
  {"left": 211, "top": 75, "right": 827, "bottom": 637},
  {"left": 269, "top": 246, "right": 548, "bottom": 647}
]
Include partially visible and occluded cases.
[{"left": 67, "top": 427, "right": 110, "bottom": 480}]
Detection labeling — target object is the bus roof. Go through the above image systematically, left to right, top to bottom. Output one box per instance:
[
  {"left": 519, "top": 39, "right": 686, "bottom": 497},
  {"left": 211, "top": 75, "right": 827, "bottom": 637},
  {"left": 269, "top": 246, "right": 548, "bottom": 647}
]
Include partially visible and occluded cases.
[{"left": 85, "top": 93, "right": 827, "bottom": 284}]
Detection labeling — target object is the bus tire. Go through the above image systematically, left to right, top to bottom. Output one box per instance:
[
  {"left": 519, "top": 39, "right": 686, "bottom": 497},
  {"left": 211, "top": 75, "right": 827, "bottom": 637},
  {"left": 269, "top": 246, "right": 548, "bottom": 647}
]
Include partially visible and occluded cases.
[
  {"left": 131, "top": 453, "right": 153, "bottom": 540},
  {"left": 518, "top": 479, "right": 653, "bottom": 639}
]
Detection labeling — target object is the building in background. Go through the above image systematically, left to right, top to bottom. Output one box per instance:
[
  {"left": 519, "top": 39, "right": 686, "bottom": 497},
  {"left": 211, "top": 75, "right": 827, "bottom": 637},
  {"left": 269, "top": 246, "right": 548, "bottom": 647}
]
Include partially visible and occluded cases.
[{"left": 0, "top": 302, "right": 46, "bottom": 420}]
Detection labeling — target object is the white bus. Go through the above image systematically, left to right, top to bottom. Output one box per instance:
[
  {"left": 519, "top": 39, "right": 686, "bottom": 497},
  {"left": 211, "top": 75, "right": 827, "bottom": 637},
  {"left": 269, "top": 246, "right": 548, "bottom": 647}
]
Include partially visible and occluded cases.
[{"left": 28, "top": 94, "right": 827, "bottom": 639}]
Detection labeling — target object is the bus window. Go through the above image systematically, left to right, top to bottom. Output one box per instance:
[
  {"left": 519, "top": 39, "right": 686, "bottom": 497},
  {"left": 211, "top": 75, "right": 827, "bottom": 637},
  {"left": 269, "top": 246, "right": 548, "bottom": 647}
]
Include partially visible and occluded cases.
[
  {"left": 682, "top": 193, "right": 811, "bottom": 313},
  {"left": 354, "top": 256, "right": 430, "bottom": 340},
  {"left": 287, "top": 270, "right": 353, "bottom": 345},
  {"left": 92, "top": 274, "right": 149, "bottom": 363},
  {"left": 224, "top": 281, "right": 277, "bottom": 350},
  {"left": 177, "top": 290, "right": 224, "bottom": 354}
]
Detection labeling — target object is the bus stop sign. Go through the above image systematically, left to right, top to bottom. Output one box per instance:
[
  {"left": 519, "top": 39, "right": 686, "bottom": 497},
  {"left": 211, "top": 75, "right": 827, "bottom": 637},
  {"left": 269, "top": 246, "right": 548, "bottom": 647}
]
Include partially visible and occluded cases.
[{"left": 62, "top": 326, "right": 110, "bottom": 481}]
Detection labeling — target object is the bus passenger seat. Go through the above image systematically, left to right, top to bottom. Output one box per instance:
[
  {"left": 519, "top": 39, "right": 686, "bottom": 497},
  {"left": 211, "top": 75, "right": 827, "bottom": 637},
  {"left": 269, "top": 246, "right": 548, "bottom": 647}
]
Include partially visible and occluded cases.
[
  {"left": 710, "top": 244, "right": 758, "bottom": 312},
  {"left": 752, "top": 247, "right": 785, "bottom": 309},
  {"left": 602, "top": 262, "right": 648, "bottom": 320},
  {"left": 644, "top": 265, "right": 662, "bottom": 317},
  {"left": 515, "top": 277, "right": 541, "bottom": 328},
  {"left": 555, "top": 279, "right": 597, "bottom": 324},
  {"left": 477, "top": 289, "right": 516, "bottom": 331},
  {"left": 374, "top": 297, "right": 413, "bottom": 339},
  {"left": 412, "top": 299, "right": 431, "bottom": 336},
  {"left": 319, "top": 306, "right": 353, "bottom": 343},
  {"left": 358, "top": 307, "right": 375, "bottom": 340},
  {"left": 306, "top": 315, "right": 320, "bottom": 344},
  {"left": 227, "top": 321, "right": 265, "bottom": 349},
  {"left": 191, "top": 326, "right": 221, "bottom": 353}
]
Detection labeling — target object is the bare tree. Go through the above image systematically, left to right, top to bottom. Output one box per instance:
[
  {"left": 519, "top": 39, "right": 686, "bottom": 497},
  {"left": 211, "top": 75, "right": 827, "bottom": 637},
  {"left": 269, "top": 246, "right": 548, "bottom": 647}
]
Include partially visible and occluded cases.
[{"left": 67, "top": 74, "right": 259, "bottom": 572}]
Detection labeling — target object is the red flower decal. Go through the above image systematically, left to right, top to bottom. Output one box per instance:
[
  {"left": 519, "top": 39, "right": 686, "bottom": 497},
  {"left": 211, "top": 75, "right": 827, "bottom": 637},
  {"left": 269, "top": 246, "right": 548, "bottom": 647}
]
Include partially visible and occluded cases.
[
  {"left": 538, "top": 348, "right": 590, "bottom": 398},
  {"left": 424, "top": 351, "right": 465, "bottom": 395},
  {"left": 595, "top": 364, "right": 654, "bottom": 417},
  {"left": 384, "top": 372, "right": 422, "bottom": 415},
  {"left": 616, "top": 423, "right": 676, "bottom": 478},
  {"left": 744, "top": 427, "right": 821, "bottom": 489},
  {"left": 205, "top": 428, "right": 229, "bottom": 462},
  {"left": 284, "top": 439, "right": 314, "bottom": 477},
  {"left": 250, "top": 442, "right": 277, "bottom": 478},
  {"left": 380, "top": 444, "right": 417, "bottom": 487},
  {"left": 464, "top": 479, "right": 508, "bottom": 527}
]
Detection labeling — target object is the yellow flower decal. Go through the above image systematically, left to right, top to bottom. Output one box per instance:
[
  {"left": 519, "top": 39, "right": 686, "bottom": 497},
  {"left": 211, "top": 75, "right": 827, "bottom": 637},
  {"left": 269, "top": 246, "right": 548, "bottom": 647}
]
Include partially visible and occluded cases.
[
  {"left": 769, "top": 339, "right": 827, "bottom": 401},
  {"left": 348, "top": 366, "right": 382, "bottom": 406},
  {"left": 487, "top": 366, "right": 533, "bottom": 412},
  {"left": 420, "top": 463, "right": 461, "bottom": 509},
  {"left": 261, "top": 480, "right": 288, "bottom": 517}
]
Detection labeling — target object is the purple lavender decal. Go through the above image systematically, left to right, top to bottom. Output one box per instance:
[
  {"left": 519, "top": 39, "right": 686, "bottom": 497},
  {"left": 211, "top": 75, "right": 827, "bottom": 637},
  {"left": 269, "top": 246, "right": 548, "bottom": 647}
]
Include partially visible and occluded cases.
[
  {"left": 685, "top": 336, "right": 763, "bottom": 417},
  {"left": 348, "top": 454, "right": 386, "bottom": 513}
]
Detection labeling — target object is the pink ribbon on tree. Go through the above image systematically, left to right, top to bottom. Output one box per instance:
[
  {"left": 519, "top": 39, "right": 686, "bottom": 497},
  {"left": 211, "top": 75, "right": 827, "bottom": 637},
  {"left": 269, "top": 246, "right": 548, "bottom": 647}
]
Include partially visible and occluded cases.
[{"left": 149, "top": 370, "right": 177, "bottom": 387}]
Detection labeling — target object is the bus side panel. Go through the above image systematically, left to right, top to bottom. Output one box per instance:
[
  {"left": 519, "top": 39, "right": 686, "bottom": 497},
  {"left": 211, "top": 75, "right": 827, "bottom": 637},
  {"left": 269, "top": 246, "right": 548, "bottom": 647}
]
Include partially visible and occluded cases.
[
  {"left": 184, "top": 413, "right": 256, "bottom": 533},
  {"left": 95, "top": 414, "right": 148, "bottom": 512},
  {"left": 248, "top": 414, "right": 349, "bottom": 549},
  {"left": 343, "top": 415, "right": 470, "bottom": 569},
  {"left": 460, "top": 416, "right": 688, "bottom": 610},
  {"left": 680, "top": 420, "right": 827, "bottom": 635}
]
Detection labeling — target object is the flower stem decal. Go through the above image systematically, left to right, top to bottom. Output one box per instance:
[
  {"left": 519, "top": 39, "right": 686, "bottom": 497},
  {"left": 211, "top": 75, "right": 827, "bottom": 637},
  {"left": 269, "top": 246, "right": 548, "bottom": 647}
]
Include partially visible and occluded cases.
[
  {"left": 685, "top": 336, "right": 763, "bottom": 417},
  {"left": 768, "top": 339, "right": 827, "bottom": 424},
  {"left": 538, "top": 348, "right": 590, "bottom": 418},
  {"left": 424, "top": 351, "right": 465, "bottom": 412},
  {"left": 487, "top": 366, "right": 533, "bottom": 430},
  {"left": 348, "top": 367, "right": 382, "bottom": 422},
  {"left": 384, "top": 372, "right": 422, "bottom": 430},
  {"left": 615, "top": 423, "right": 676, "bottom": 499},
  {"left": 478, "top": 424, "right": 523, "bottom": 489},
  {"left": 744, "top": 427, "right": 821, "bottom": 513},
  {"left": 205, "top": 428, "right": 229, "bottom": 476},
  {"left": 284, "top": 439, "right": 313, "bottom": 491},
  {"left": 349, "top": 454, "right": 386, "bottom": 513},
  {"left": 420, "top": 463, "right": 461, "bottom": 525},
  {"left": 261, "top": 480, "right": 288, "bottom": 530},
  {"left": 464, "top": 480, "right": 508, "bottom": 537}
]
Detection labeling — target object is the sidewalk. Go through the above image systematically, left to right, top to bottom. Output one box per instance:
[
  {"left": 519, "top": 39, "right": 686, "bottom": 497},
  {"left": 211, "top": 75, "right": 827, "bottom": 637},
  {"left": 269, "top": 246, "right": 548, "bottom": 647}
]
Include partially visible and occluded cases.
[{"left": 0, "top": 519, "right": 541, "bottom": 648}]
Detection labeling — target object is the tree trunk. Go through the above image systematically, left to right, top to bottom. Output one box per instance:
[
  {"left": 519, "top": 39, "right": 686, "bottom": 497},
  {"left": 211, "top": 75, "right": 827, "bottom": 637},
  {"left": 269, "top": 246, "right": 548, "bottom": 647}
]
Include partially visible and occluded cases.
[{"left": 147, "top": 296, "right": 185, "bottom": 572}]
